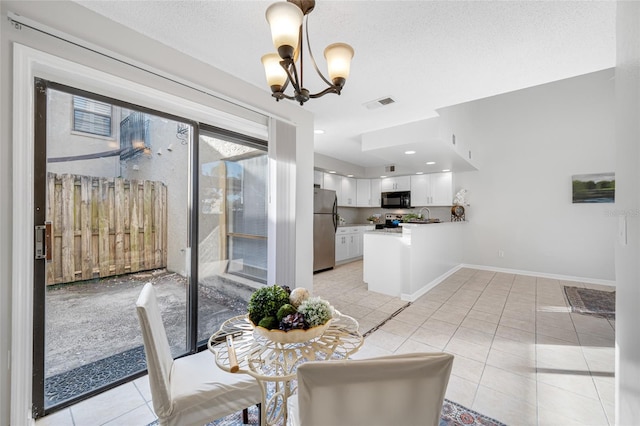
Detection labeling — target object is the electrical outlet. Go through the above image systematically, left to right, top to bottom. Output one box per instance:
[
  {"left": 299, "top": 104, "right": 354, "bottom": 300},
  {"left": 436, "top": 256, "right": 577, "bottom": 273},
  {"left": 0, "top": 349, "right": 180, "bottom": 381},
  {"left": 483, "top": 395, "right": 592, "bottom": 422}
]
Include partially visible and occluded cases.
[{"left": 498, "top": 250, "right": 505, "bottom": 258}]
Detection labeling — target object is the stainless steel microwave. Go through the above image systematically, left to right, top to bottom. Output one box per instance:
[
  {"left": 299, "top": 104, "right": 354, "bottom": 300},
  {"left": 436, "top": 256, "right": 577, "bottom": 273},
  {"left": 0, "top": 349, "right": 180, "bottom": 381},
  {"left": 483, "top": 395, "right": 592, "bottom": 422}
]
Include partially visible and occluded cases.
[{"left": 381, "top": 191, "right": 411, "bottom": 208}]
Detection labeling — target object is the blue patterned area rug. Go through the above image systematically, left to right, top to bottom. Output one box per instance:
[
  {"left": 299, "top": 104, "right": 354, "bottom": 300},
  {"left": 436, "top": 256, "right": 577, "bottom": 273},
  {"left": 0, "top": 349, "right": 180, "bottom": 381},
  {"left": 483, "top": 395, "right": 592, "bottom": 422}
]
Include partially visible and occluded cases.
[
  {"left": 564, "top": 286, "right": 615, "bottom": 320},
  {"left": 147, "top": 398, "right": 506, "bottom": 425}
]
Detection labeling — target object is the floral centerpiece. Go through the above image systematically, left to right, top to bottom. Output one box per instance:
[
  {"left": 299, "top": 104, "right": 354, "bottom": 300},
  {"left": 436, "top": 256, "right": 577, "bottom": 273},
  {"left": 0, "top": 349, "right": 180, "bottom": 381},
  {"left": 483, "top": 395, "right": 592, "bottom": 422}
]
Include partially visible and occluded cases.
[{"left": 248, "top": 285, "right": 333, "bottom": 343}]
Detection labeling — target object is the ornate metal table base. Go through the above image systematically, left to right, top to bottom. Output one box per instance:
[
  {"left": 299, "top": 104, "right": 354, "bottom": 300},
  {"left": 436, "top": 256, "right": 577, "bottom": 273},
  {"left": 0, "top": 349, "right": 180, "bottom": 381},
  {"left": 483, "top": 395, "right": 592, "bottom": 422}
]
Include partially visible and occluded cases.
[{"left": 209, "top": 314, "right": 363, "bottom": 426}]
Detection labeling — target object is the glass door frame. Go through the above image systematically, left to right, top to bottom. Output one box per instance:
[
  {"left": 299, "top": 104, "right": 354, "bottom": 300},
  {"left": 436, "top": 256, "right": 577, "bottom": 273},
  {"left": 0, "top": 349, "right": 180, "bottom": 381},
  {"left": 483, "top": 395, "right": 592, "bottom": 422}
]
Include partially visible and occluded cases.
[
  {"left": 32, "top": 78, "right": 202, "bottom": 417},
  {"left": 195, "top": 124, "right": 269, "bottom": 346}
]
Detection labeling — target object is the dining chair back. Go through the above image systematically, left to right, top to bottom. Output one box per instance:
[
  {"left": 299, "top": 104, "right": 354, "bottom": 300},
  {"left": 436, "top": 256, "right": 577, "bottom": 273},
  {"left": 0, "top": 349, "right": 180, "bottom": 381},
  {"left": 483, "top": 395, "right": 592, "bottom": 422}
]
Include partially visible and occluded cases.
[
  {"left": 136, "top": 283, "right": 261, "bottom": 426},
  {"left": 289, "top": 352, "right": 454, "bottom": 426}
]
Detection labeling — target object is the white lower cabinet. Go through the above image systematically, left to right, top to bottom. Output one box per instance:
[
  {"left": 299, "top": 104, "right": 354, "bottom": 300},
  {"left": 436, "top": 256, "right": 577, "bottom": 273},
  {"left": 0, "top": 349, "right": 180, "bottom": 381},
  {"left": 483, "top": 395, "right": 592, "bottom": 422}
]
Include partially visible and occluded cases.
[
  {"left": 335, "top": 226, "right": 372, "bottom": 263},
  {"left": 336, "top": 233, "right": 350, "bottom": 262}
]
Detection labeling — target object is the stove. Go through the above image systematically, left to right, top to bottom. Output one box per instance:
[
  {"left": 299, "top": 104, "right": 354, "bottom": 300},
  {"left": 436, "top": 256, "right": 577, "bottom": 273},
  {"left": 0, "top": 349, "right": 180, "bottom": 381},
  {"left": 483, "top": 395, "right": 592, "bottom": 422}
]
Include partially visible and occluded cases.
[{"left": 384, "top": 213, "right": 404, "bottom": 228}]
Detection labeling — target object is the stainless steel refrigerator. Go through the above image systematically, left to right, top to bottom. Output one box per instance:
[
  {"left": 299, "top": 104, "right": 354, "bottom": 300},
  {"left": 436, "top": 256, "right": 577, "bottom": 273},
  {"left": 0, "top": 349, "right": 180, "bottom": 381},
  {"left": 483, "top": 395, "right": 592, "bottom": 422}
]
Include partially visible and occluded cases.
[{"left": 313, "top": 188, "right": 338, "bottom": 272}]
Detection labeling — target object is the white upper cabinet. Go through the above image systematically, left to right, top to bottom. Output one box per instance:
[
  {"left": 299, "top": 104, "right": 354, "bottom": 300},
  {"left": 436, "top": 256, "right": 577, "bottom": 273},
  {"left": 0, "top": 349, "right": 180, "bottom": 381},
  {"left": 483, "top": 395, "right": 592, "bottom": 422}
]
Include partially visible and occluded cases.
[
  {"left": 313, "top": 170, "right": 324, "bottom": 188},
  {"left": 321, "top": 172, "right": 450, "bottom": 207},
  {"left": 323, "top": 172, "right": 342, "bottom": 198},
  {"left": 410, "top": 172, "right": 452, "bottom": 206},
  {"left": 430, "top": 172, "right": 453, "bottom": 205},
  {"left": 323, "top": 174, "right": 357, "bottom": 206},
  {"left": 410, "top": 175, "right": 431, "bottom": 206},
  {"left": 381, "top": 176, "right": 410, "bottom": 192},
  {"left": 341, "top": 177, "right": 357, "bottom": 206},
  {"left": 357, "top": 178, "right": 382, "bottom": 207},
  {"left": 356, "top": 179, "right": 371, "bottom": 207},
  {"left": 370, "top": 179, "right": 381, "bottom": 207}
]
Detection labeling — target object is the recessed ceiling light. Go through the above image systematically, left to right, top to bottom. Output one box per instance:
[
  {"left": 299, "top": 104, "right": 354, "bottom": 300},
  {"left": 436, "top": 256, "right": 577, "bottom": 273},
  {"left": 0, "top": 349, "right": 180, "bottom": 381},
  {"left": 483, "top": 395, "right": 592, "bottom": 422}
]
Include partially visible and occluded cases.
[
  {"left": 314, "top": 129, "right": 325, "bottom": 135},
  {"left": 404, "top": 150, "right": 416, "bottom": 155},
  {"left": 426, "top": 161, "right": 436, "bottom": 165},
  {"left": 442, "top": 169, "right": 450, "bottom": 172},
  {"left": 328, "top": 170, "right": 336, "bottom": 174},
  {"left": 416, "top": 172, "right": 424, "bottom": 175},
  {"left": 347, "top": 174, "right": 354, "bottom": 177},
  {"left": 380, "top": 175, "right": 387, "bottom": 178}
]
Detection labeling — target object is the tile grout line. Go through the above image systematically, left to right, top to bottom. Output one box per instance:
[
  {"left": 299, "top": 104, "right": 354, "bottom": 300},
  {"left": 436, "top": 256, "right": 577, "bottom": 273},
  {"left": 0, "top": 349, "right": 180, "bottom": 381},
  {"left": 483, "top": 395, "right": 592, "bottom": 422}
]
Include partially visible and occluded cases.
[
  {"left": 469, "top": 271, "right": 513, "bottom": 412},
  {"left": 564, "top": 280, "right": 613, "bottom": 426},
  {"left": 361, "top": 302, "right": 411, "bottom": 338}
]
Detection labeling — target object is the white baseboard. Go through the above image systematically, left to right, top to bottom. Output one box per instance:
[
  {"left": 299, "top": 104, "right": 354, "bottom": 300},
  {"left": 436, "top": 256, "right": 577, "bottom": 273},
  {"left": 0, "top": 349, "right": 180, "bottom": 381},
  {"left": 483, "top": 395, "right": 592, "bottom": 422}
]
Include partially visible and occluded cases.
[
  {"left": 399, "top": 263, "right": 615, "bottom": 303},
  {"left": 460, "top": 263, "right": 616, "bottom": 287},
  {"left": 401, "top": 264, "right": 464, "bottom": 302}
]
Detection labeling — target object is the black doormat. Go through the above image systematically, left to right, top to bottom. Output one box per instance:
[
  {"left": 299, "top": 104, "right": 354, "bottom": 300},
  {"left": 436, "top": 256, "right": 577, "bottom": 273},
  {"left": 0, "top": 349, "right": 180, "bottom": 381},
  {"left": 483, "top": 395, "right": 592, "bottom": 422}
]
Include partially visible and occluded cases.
[
  {"left": 564, "top": 286, "right": 615, "bottom": 320},
  {"left": 45, "top": 345, "right": 147, "bottom": 407}
]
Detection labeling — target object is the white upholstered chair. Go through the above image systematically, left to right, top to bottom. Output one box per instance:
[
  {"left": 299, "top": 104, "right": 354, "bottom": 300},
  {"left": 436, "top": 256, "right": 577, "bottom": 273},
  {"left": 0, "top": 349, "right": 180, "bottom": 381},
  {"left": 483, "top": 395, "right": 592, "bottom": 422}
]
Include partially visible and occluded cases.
[
  {"left": 136, "top": 283, "right": 261, "bottom": 426},
  {"left": 287, "top": 352, "right": 454, "bottom": 426}
]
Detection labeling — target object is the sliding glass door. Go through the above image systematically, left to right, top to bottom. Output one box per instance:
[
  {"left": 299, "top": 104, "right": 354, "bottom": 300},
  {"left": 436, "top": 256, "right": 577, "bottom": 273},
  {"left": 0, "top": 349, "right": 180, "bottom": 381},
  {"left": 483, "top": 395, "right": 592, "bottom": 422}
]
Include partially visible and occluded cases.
[
  {"left": 32, "top": 79, "right": 270, "bottom": 418},
  {"left": 33, "top": 79, "right": 193, "bottom": 416},
  {"left": 197, "top": 126, "right": 269, "bottom": 344}
]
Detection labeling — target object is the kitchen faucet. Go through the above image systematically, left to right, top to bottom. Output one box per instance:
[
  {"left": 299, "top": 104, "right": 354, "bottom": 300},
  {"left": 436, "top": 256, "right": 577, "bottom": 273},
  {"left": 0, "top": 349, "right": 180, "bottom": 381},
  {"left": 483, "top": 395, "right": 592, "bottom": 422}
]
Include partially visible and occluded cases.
[{"left": 418, "top": 207, "right": 431, "bottom": 220}]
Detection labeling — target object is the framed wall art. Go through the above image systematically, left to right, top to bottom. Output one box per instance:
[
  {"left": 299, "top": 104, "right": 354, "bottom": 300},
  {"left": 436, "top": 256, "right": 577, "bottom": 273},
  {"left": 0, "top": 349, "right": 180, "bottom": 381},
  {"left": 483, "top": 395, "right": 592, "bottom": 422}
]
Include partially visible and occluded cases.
[{"left": 572, "top": 173, "right": 615, "bottom": 203}]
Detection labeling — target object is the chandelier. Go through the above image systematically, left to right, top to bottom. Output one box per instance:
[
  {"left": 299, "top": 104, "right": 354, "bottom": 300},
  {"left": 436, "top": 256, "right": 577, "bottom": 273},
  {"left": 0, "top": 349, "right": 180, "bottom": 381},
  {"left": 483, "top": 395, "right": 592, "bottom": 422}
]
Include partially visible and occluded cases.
[{"left": 261, "top": 0, "right": 355, "bottom": 106}]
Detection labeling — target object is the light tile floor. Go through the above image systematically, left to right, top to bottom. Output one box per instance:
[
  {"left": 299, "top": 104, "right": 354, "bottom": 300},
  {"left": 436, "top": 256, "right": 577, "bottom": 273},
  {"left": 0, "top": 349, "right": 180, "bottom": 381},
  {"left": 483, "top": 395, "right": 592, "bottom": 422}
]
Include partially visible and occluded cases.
[{"left": 37, "top": 261, "right": 615, "bottom": 426}]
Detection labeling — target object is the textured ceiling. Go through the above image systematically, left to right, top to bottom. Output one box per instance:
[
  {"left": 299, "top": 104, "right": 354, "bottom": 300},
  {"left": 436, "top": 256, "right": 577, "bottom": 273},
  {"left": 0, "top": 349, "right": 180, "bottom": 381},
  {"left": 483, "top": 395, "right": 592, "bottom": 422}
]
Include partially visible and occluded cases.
[{"left": 76, "top": 0, "right": 616, "bottom": 172}]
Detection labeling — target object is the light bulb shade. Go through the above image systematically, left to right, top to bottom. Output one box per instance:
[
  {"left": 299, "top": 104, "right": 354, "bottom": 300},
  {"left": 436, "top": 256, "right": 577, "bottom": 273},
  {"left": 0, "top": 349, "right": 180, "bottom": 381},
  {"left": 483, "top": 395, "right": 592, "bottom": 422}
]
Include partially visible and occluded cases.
[
  {"left": 266, "top": 2, "right": 303, "bottom": 59},
  {"left": 324, "top": 43, "right": 354, "bottom": 86},
  {"left": 261, "top": 53, "right": 288, "bottom": 91}
]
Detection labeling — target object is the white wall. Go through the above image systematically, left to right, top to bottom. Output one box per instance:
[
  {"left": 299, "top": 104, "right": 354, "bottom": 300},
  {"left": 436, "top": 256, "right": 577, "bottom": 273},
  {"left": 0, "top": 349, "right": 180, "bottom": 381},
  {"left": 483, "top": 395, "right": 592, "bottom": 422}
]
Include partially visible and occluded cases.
[
  {"left": 614, "top": 1, "right": 640, "bottom": 423},
  {"left": 0, "top": 2, "right": 313, "bottom": 425},
  {"left": 438, "top": 69, "right": 616, "bottom": 282},
  {"left": 46, "top": 90, "right": 122, "bottom": 177},
  {"left": 119, "top": 115, "right": 191, "bottom": 275},
  {"left": 314, "top": 152, "right": 365, "bottom": 177}
]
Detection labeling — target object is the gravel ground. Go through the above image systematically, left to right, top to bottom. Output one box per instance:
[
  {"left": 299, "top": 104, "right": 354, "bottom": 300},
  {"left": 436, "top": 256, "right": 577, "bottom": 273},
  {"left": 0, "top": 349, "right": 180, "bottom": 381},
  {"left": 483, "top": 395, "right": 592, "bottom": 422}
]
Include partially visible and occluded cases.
[{"left": 45, "top": 269, "right": 248, "bottom": 377}]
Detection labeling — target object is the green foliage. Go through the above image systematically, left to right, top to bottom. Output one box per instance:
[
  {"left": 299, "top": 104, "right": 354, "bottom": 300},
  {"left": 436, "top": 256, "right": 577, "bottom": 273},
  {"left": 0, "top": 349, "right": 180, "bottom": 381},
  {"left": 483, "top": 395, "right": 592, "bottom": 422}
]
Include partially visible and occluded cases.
[
  {"left": 248, "top": 285, "right": 290, "bottom": 325},
  {"left": 297, "top": 297, "right": 333, "bottom": 327},
  {"left": 276, "top": 304, "right": 297, "bottom": 322},
  {"left": 257, "top": 316, "right": 279, "bottom": 330}
]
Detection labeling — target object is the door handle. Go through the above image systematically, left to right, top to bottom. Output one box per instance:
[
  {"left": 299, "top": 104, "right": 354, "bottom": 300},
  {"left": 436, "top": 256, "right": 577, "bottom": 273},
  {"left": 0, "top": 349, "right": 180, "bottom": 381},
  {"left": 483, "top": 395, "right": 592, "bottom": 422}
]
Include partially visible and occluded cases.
[{"left": 35, "top": 222, "right": 52, "bottom": 261}]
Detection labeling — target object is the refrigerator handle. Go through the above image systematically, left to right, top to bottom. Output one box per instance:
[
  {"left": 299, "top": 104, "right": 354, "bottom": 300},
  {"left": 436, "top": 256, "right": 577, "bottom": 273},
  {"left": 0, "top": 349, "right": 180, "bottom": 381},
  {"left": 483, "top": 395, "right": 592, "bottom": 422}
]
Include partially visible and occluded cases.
[{"left": 332, "top": 196, "right": 338, "bottom": 232}]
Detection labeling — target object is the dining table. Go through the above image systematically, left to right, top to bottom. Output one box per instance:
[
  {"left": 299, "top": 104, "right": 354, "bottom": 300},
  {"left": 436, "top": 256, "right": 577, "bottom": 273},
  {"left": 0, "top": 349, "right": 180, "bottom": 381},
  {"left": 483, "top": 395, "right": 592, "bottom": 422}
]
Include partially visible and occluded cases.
[{"left": 208, "top": 313, "right": 364, "bottom": 426}]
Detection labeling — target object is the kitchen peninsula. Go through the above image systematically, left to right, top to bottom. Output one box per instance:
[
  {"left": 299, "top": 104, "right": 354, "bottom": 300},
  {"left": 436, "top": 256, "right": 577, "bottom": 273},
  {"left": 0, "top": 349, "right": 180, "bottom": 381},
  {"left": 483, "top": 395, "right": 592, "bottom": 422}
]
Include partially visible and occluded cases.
[{"left": 363, "top": 222, "right": 465, "bottom": 300}]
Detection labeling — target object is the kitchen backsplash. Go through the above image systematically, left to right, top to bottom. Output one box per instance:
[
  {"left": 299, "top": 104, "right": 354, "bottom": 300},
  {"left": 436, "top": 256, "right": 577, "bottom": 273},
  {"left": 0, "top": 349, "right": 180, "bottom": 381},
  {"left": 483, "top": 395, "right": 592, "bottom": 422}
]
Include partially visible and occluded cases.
[{"left": 337, "top": 206, "right": 453, "bottom": 224}]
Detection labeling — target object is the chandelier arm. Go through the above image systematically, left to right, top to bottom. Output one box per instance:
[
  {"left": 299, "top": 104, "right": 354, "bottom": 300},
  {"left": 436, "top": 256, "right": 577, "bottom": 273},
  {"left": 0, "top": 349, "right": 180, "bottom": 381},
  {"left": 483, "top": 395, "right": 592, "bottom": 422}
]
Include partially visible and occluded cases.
[
  {"left": 304, "top": 14, "right": 334, "bottom": 88},
  {"left": 299, "top": 22, "right": 304, "bottom": 89},
  {"left": 280, "top": 59, "right": 302, "bottom": 94},
  {"left": 308, "top": 86, "right": 341, "bottom": 99},
  {"left": 272, "top": 92, "right": 296, "bottom": 101}
]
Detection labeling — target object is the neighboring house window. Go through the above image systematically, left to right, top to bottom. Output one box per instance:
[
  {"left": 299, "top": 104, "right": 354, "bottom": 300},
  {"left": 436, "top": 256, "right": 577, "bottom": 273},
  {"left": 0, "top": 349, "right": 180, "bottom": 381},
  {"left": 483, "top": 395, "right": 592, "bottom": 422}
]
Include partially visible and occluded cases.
[{"left": 72, "top": 95, "right": 112, "bottom": 137}]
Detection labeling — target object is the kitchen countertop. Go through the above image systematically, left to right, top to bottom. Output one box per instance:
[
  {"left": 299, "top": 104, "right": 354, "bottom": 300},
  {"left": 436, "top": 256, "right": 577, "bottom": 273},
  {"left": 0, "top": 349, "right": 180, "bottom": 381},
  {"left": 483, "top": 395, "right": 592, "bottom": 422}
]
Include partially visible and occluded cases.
[
  {"left": 337, "top": 223, "right": 376, "bottom": 227},
  {"left": 365, "top": 229, "right": 403, "bottom": 235}
]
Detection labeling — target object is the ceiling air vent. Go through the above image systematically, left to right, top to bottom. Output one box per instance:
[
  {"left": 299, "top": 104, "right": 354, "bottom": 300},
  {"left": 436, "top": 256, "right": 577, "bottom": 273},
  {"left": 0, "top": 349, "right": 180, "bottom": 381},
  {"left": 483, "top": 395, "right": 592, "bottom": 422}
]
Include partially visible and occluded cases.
[
  {"left": 363, "top": 96, "right": 396, "bottom": 110},
  {"left": 385, "top": 165, "right": 396, "bottom": 173}
]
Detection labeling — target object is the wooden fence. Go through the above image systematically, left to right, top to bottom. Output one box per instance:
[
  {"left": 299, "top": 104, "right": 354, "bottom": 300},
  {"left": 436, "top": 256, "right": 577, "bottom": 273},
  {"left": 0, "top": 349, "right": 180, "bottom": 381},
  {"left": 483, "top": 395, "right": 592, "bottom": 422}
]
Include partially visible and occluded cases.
[{"left": 46, "top": 173, "right": 167, "bottom": 285}]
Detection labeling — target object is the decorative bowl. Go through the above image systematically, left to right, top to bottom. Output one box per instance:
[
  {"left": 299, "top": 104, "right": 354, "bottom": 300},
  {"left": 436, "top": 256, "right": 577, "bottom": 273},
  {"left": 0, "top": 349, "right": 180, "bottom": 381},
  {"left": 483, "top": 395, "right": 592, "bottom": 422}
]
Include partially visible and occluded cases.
[{"left": 251, "top": 320, "right": 331, "bottom": 344}]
